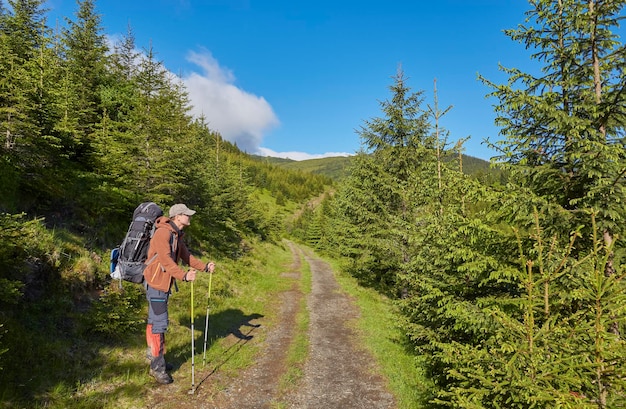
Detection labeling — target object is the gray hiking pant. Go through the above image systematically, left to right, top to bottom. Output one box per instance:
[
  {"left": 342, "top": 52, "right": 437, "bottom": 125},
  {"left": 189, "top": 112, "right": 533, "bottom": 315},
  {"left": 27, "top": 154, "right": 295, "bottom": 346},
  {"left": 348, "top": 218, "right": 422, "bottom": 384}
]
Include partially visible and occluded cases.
[
  {"left": 146, "top": 285, "right": 170, "bottom": 372},
  {"left": 146, "top": 285, "right": 170, "bottom": 333}
]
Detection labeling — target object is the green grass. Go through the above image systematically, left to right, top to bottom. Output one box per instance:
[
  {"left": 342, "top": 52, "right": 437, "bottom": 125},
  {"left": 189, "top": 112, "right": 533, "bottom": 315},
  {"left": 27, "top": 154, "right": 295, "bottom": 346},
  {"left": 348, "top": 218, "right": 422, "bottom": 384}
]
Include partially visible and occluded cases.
[
  {"left": 0, "top": 239, "right": 296, "bottom": 409},
  {"left": 169, "top": 240, "right": 296, "bottom": 392}
]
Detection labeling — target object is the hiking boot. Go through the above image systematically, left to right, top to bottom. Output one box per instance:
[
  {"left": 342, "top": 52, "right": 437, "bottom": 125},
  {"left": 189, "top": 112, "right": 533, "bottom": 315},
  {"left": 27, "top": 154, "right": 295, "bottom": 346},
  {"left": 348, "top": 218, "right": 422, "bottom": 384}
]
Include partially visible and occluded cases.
[
  {"left": 146, "top": 348, "right": 173, "bottom": 371},
  {"left": 150, "top": 368, "right": 174, "bottom": 385}
]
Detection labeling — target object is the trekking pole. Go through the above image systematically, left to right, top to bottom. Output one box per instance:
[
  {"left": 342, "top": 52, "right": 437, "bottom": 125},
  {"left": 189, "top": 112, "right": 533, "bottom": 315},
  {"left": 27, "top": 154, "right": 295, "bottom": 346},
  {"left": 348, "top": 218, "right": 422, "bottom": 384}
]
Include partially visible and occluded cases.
[
  {"left": 202, "top": 271, "right": 213, "bottom": 368},
  {"left": 189, "top": 279, "right": 196, "bottom": 395}
]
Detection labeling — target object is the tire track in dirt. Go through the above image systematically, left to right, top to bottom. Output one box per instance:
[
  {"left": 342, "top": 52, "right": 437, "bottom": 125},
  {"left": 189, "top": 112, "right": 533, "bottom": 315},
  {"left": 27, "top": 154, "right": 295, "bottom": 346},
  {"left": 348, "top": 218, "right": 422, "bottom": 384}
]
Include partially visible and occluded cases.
[
  {"left": 205, "top": 241, "right": 304, "bottom": 409},
  {"left": 281, "top": 250, "right": 396, "bottom": 409}
]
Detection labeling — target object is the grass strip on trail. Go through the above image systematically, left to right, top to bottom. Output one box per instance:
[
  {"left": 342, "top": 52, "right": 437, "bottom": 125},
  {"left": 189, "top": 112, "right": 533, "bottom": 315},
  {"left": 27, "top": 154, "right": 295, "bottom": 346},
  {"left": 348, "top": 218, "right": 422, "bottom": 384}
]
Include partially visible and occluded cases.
[{"left": 276, "top": 246, "right": 312, "bottom": 400}]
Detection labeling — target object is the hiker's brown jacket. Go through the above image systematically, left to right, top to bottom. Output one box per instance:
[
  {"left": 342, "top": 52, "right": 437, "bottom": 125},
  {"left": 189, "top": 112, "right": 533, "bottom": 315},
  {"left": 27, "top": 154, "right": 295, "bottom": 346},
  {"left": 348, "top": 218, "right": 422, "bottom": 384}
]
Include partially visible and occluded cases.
[{"left": 143, "top": 216, "right": 206, "bottom": 292}]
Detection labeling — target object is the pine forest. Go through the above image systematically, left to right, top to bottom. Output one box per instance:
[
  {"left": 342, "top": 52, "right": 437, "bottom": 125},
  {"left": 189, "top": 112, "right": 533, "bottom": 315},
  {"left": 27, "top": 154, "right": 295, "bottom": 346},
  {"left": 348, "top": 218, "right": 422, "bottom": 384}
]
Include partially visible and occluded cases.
[{"left": 1, "top": 0, "right": 626, "bottom": 408}]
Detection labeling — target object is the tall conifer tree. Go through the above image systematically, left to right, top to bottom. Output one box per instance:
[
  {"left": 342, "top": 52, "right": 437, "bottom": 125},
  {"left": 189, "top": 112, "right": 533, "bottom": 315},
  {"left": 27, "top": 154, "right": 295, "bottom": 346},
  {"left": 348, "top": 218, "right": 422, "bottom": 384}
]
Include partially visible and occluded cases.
[
  {"left": 0, "top": 0, "right": 64, "bottom": 209},
  {"left": 61, "top": 0, "right": 108, "bottom": 166},
  {"left": 484, "top": 0, "right": 626, "bottom": 244},
  {"left": 427, "top": 1, "right": 626, "bottom": 406},
  {"left": 333, "top": 67, "right": 435, "bottom": 292}
]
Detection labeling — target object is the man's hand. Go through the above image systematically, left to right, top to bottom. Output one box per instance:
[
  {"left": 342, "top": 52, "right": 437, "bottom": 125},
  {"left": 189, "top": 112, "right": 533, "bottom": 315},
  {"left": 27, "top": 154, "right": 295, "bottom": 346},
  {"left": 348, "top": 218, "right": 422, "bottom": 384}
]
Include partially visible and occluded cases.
[
  {"left": 206, "top": 262, "right": 215, "bottom": 273},
  {"left": 185, "top": 268, "right": 197, "bottom": 281}
]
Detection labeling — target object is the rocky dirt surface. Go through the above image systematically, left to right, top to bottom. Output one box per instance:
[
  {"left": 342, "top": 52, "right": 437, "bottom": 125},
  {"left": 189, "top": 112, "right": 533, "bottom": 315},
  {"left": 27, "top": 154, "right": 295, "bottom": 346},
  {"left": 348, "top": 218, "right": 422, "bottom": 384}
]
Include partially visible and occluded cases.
[
  {"left": 147, "top": 242, "right": 396, "bottom": 408},
  {"left": 281, "top": 249, "right": 396, "bottom": 409}
]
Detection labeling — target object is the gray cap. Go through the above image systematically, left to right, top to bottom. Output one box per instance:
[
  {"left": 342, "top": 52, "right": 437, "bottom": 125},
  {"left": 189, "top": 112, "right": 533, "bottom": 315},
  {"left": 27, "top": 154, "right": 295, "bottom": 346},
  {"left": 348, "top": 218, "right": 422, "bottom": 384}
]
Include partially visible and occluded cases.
[{"left": 169, "top": 203, "right": 196, "bottom": 217}]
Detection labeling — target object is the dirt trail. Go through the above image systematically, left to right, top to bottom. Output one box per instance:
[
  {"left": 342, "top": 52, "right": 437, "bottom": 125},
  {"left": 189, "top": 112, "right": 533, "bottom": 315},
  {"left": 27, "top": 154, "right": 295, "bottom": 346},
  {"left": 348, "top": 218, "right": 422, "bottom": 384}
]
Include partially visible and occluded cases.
[
  {"left": 151, "top": 241, "right": 395, "bottom": 408},
  {"left": 206, "top": 242, "right": 304, "bottom": 408},
  {"left": 282, "top": 249, "right": 396, "bottom": 408}
]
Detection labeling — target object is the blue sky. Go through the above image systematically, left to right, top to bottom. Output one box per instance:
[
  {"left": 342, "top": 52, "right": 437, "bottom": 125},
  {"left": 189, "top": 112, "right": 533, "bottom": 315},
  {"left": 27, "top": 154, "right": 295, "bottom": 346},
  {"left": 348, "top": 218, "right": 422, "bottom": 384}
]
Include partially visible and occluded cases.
[{"left": 45, "top": 0, "right": 539, "bottom": 161}]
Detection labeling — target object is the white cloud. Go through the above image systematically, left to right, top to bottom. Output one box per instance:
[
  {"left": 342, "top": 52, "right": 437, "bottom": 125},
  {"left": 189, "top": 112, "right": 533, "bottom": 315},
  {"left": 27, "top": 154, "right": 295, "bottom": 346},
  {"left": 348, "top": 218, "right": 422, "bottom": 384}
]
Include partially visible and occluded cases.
[
  {"left": 183, "top": 50, "right": 279, "bottom": 153},
  {"left": 256, "top": 147, "right": 353, "bottom": 161}
]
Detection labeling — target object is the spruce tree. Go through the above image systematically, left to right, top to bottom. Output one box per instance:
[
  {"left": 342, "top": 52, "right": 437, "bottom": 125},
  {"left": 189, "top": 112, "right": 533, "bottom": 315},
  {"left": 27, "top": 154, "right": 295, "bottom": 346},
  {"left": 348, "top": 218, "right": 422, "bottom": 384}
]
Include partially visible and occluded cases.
[
  {"left": 0, "top": 0, "right": 66, "bottom": 210},
  {"left": 2, "top": 0, "right": 47, "bottom": 60},
  {"left": 61, "top": 0, "right": 108, "bottom": 167},
  {"left": 483, "top": 0, "right": 626, "bottom": 244},
  {"left": 424, "top": 1, "right": 626, "bottom": 407},
  {"left": 120, "top": 44, "right": 182, "bottom": 203},
  {"left": 331, "top": 67, "right": 443, "bottom": 293}
]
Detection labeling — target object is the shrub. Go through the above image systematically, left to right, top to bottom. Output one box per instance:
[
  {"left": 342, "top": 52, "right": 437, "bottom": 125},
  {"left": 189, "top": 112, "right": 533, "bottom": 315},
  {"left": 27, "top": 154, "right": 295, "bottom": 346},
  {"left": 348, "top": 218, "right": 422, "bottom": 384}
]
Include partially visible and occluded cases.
[{"left": 85, "top": 284, "right": 145, "bottom": 336}]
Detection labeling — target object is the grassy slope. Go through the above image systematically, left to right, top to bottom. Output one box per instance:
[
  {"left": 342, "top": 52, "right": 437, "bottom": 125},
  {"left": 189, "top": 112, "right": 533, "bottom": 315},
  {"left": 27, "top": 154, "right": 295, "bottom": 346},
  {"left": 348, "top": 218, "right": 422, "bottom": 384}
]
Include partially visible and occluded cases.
[{"left": 11, "top": 239, "right": 296, "bottom": 409}]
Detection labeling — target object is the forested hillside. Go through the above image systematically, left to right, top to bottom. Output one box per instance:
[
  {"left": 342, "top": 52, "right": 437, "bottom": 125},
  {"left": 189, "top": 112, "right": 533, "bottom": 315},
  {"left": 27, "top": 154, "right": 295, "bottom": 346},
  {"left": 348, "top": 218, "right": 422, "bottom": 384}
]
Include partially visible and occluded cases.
[
  {"left": 0, "top": 0, "right": 332, "bottom": 405},
  {"left": 2, "top": 0, "right": 626, "bottom": 408},
  {"left": 292, "top": 1, "right": 626, "bottom": 407},
  {"left": 252, "top": 152, "right": 501, "bottom": 184}
]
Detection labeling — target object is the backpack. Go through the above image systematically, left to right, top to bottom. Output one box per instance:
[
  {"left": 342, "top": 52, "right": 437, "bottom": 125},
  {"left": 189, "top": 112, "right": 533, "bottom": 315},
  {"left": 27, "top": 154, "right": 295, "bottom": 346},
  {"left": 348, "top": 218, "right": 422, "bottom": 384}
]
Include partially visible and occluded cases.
[{"left": 110, "top": 202, "right": 163, "bottom": 285}]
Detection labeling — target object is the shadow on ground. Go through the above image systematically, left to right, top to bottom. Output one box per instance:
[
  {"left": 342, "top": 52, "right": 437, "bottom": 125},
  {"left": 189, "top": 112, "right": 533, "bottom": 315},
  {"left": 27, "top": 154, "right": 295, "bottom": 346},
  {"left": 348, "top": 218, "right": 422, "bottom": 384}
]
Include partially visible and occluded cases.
[{"left": 167, "top": 309, "right": 264, "bottom": 375}]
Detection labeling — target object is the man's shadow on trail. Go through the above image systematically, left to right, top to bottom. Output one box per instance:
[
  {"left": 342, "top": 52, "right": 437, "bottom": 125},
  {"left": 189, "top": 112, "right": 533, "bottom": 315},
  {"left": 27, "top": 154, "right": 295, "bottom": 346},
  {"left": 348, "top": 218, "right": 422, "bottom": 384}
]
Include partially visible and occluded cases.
[
  {"left": 200, "top": 308, "right": 263, "bottom": 343},
  {"left": 169, "top": 309, "right": 263, "bottom": 383}
]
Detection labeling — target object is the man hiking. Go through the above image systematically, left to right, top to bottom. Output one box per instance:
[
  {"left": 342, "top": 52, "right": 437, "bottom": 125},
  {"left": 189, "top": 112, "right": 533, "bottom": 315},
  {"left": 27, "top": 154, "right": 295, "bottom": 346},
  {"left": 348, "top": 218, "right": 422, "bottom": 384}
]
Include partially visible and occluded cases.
[{"left": 143, "top": 203, "right": 216, "bottom": 384}]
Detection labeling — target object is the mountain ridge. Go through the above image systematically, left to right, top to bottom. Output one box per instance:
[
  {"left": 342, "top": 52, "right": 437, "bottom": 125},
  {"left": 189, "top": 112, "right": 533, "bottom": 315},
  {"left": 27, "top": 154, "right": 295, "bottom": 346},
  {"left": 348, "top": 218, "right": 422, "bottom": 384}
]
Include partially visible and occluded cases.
[{"left": 250, "top": 153, "right": 494, "bottom": 181}]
